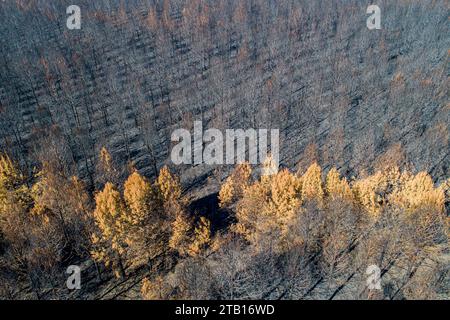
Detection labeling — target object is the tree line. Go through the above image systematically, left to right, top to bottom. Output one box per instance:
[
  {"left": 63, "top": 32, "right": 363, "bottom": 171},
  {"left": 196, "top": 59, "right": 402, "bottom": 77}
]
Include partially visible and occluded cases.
[{"left": 1, "top": 150, "right": 448, "bottom": 299}]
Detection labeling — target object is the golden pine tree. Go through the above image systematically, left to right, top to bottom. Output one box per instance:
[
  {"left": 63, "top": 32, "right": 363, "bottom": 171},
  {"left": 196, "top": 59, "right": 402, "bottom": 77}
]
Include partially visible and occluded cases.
[
  {"left": 0, "top": 154, "right": 30, "bottom": 212},
  {"left": 0, "top": 154, "right": 32, "bottom": 249},
  {"left": 0, "top": 154, "right": 24, "bottom": 190},
  {"left": 219, "top": 162, "right": 252, "bottom": 207},
  {"left": 301, "top": 162, "right": 324, "bottom": 202},
  {"left": 156, "top": 166, "right": 181, "bottom": 203},
  {"left": 156, "top": 166, "right": 184, "bottom": 223},
  {"left": 325, "top": 167, "right": 353, "bottom": 199},
  {"left": 352, "top": 167, "right": 410, "bottom": 217},
  {"left": 235, "top": 169, "right": 302, "bottom": 246},
  {"left": 265, "top": 169, "right": 302, "bottom": 222},
  {"left": 123, "top": 170, "right": 170, "bottom": 265},
  {"left": 123, "top": 171, "right": 156, "bottom": 225},
  {"left": 352, "top": 171, "right": 387, "bottom": 216},
  {"left": 390, "top": 171, "right": 445, "bottom": 213},
  {"left": 218, "top": 176, "right": 234, "bottom": 208},
  {"left": 233, "top": 179, "right": 269, "bottom": 239},
  {"left": 91, "top": 182, "right": 127, "bottom": 277},
  {"left": 169, "top": 210, "right": 193, "bottom": 256},
  {"left": 189, "top": 216, "right": 211, "bottom": 256}
]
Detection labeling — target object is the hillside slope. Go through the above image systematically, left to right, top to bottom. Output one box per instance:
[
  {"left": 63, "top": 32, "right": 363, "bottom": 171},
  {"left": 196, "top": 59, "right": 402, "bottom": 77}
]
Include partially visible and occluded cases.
[{"left": 0, "top": 0, "right": 448, "bottom": 190}]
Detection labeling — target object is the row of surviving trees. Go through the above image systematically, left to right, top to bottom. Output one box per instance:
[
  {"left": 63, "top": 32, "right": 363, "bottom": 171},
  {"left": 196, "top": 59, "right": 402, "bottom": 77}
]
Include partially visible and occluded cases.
[
  {"left": 0, "top": 149, "right": 210, "bottom": 298},
  {"left": 0, "top": 149, "right": 448, "bottom": 299},
  {"left": 141, "top": 160, "right": 449, "bottom": 300}
]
